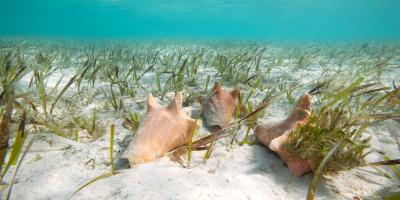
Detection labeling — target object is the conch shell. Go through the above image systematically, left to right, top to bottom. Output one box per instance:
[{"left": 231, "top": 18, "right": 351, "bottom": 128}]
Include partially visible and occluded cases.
[
  {"left": 198, "top": 82, "right": 240, "bottom": 129},
  {"left": 125, "top": 92, "right": 200, "bottom": 165},
  {"left": 255, "top": 94, "right": 313, "bottom": 176}
]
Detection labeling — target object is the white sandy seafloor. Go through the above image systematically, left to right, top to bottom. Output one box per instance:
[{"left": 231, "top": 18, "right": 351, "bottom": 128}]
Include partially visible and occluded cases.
[{"left": 1, "top": 43, "right": 400, "bottom": 200}]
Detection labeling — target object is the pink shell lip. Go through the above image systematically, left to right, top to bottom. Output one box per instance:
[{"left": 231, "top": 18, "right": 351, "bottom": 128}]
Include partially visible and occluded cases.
[
  {"left": 198, "top": 82, "right": 240, "bottom": 130},
  {"left": 125, "top": 92, "right": 200, "bottom": 166},
  {"left": 255, "top": 93, "right": 313, "bottom": 177}
]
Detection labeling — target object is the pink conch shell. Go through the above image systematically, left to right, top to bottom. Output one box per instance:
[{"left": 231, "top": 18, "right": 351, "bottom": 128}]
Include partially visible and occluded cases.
[
  {"left": 198, "top": 82, "right": 240, "bottom": 129},
  {"left": 125, "top": 92, "right": 200, "bottom": 165},
  {"left": 255, "top": 94, "right": 313, "bottom": 177}
]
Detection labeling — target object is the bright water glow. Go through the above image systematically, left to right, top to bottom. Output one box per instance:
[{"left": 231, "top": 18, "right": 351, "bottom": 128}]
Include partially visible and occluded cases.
[{"left": 1, "top": 0, "right": 400, "bottom": 41}]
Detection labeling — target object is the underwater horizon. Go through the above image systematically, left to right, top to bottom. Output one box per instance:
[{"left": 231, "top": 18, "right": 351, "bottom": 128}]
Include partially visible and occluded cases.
[{"left": 1, "top": 0, "right": 400, "bottom": 41}]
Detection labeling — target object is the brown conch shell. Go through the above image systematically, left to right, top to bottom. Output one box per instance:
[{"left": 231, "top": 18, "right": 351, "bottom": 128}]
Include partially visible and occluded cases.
[
  {"left": 198, "top": 82, "right": 240, "bottom": 129},
  {"left": 125, "top": 92, "right": 200, "bottom": 165},
  {"left": 255, "top": 94, "right": 313, "bottom": 177}
]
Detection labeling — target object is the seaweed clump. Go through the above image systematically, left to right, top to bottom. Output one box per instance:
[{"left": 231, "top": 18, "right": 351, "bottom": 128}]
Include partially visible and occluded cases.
[{"left": 284, "top": 106, "right": 370, "bottom": 173}]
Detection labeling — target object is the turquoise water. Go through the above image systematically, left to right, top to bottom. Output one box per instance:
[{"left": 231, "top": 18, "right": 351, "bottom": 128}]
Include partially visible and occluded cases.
[{"left": 1, "top": 0, "right": 400, "bottom": 41}]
